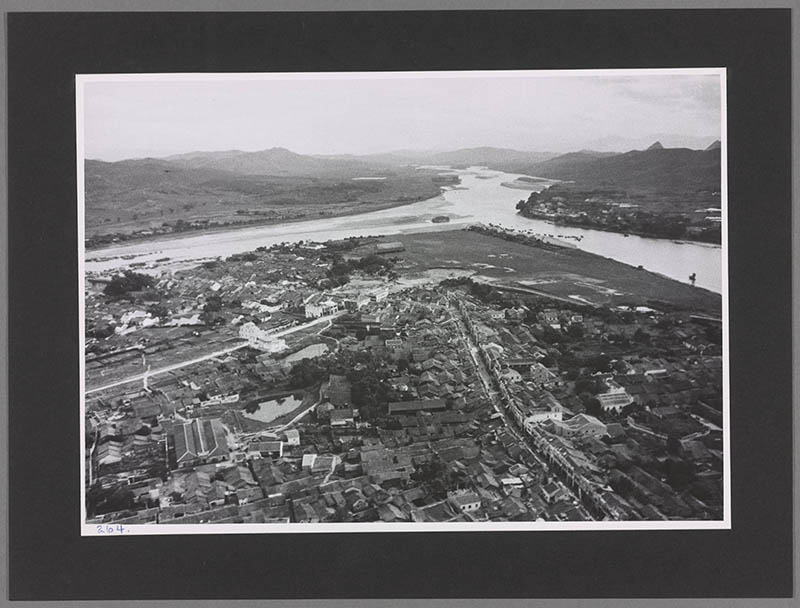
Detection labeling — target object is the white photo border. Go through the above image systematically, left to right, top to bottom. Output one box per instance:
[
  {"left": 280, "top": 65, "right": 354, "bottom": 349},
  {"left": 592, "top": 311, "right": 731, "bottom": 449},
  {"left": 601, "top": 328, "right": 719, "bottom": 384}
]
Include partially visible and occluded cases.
[{"left": 77, "top": 67, "right": 730, "bottom": 535}]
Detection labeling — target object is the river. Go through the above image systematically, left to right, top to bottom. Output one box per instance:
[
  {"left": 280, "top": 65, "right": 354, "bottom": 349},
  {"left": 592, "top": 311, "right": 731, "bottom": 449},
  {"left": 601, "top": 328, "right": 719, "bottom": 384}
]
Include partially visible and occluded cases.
[{"left": 85, "top": 166, "right": 723, "bottom": 293}]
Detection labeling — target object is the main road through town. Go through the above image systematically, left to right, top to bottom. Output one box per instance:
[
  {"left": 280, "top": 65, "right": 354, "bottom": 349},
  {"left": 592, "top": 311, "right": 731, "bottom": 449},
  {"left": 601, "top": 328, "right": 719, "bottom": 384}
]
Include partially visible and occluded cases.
[
  {"left": 447, "top": 292, "right": 599, "bottom": 519},
  {"left": 446, "top": 295, "right": 552, "bottom": 473},
  {"left": 84, "top": 312, "right": 343, "bottom": 395}
]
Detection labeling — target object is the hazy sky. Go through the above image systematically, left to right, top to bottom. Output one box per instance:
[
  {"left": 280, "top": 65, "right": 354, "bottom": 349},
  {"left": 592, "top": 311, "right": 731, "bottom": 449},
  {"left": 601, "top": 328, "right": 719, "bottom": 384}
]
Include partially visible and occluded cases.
[{"left": 80, "top": 71, "right": 723, "bottom": 161}]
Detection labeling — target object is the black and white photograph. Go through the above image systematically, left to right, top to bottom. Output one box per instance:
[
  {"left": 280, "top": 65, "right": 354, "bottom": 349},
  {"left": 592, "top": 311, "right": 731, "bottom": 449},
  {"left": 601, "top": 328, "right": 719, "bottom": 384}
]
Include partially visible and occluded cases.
[
  {"left": 7, "top": 7, "right": 794, "bottom": 602},
  {"left": 79, "top": 69, "right": 728, "bottom": 534}
]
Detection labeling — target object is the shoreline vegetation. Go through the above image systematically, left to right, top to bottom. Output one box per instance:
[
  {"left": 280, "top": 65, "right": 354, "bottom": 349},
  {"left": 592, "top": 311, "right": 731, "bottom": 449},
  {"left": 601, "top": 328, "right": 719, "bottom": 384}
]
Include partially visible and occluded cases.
[
  {"left": 500, "top": 176, "right": 555, "bottom": 191},
  {"left": 515, "top": 183, "right": 722, "bottom": 246},
  {"left": 516, "top": 209, "right": 723, "bottom": 246}
]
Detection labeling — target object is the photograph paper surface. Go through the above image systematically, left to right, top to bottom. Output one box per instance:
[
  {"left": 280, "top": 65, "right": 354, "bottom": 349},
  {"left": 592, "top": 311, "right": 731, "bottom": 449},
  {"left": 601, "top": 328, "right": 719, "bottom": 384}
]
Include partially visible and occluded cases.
[{"left": 79, "top": 70, "right": 728, "bottom": 535}]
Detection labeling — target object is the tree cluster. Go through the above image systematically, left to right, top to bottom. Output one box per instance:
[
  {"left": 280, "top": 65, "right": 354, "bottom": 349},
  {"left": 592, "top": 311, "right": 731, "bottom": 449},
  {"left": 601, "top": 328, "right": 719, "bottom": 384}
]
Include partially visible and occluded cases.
[{"left": 103, "top": 271, "right": 155, "bottom": 297}]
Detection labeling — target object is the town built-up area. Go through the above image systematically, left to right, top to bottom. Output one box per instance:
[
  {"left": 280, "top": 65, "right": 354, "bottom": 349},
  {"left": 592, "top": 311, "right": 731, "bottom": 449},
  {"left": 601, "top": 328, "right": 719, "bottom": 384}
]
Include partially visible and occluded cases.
[{"left": 81, "top": 71, "right": 726, "bottom": 530}]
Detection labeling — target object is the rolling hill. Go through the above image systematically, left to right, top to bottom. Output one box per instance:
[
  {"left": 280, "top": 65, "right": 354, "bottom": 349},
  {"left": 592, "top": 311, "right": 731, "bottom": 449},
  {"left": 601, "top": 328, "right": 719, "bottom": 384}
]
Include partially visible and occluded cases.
[
  {"left": 518, "top": 144, "right": 721, "bottom": 193},
  {"left": 165, "top": 147, "right": 385, "bottom": 177},
  {"left": 418, "top": 147, "right": 556, "bottom": 168},
  {"left": 509, "top": 150, "right": 618, "bottom": 176},
  {"left": 83, "top": 152, "right": 441, "bottom": 242},
  {"left": 85, "top": 158, "right": 239, "bottom": 194}
]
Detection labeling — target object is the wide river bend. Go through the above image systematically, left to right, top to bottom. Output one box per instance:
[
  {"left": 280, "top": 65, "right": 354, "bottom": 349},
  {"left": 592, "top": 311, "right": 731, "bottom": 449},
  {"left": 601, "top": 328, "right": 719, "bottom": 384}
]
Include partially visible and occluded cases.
[{"left": 85, "top": 166, "right": 722, "bottom": 293}]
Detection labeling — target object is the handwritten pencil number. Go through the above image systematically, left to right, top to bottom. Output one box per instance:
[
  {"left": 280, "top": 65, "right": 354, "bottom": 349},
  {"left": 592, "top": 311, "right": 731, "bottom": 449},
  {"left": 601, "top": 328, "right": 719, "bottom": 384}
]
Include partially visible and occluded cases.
[{"left": 96, "top": 524, "right": 126, "bottom": 534}]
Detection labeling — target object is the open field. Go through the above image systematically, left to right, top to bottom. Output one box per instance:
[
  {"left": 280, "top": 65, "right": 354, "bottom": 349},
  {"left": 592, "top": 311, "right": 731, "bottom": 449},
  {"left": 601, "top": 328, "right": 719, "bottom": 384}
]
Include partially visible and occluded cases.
[
  {"left": 85, "top": 166, "right": 442, "bottom": 245},
  {"left": 382, "top": 230, "right": 722, "bottom": 313}
]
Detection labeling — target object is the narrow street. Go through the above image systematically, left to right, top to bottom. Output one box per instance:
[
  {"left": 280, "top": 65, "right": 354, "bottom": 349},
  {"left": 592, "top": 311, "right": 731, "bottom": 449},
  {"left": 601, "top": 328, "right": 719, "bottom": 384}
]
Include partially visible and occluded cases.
[
  {"left": 275, "top": 399, "right": 320, "bottom": 432},
  {"left": 322, "top": 455, "right": 340, "bottom": 485}
]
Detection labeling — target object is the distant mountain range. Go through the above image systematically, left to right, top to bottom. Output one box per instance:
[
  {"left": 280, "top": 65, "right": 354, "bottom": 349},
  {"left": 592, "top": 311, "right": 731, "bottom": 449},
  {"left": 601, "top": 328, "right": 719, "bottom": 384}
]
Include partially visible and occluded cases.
[
  {"left": 581, "top": 133, "right": 720, "bottom": 153},
  {"left": 87, "top": 139, "right": 722, "bottom": 201},
  {"left": 518, "top": 141, "right": 721, "bottom": 192},
  {"left": 166, "top": 147, "right": 381, "bottom": 177},
  {"left": 313, "top": 147, "right": 557, "bottom": 169},
  {"left": 402, "top": 147, "right": 557, "bottom": 167}
]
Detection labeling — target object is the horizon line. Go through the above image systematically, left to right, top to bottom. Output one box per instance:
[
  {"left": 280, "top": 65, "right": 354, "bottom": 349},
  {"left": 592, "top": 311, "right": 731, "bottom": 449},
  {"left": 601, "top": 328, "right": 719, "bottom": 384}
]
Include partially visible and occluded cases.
[{"left": 84, "top": 139, "right": 722, "bottom": 164}]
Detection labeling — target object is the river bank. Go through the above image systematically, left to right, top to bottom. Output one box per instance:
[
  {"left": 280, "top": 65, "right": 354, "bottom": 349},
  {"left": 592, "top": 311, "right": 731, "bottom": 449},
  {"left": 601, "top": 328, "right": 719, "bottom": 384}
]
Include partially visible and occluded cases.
[
  {"left": 84, "top": 165, "right": 723, "bottom": 293},
  {"left": 515, "top": 181, "right": 722, "bottom": 246},
  {"left": 85, "top": 192, "right": 444, "bottom": 254},
  {"left": 515, "top": 210, "right": 723, "bottom": 247}
]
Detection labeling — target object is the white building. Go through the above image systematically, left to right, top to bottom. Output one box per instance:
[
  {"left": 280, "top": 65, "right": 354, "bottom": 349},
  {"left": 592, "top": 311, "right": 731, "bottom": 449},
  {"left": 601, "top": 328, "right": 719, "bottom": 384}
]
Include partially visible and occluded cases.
[
  {"left": 370, "top": 286, "right": 389, "bottom": 302},
  {"left": 304, "top": 295, "right": 339, "bottom": 319},
  {"left": 320, "top": 299, "right": 338, "bottom": 315},
  {"left": 242, "top": 300, "right": 274, "bottom": 315},
  {"left": 304, "top": 303, "right": 324, "bottom": 319},
  {"left": 120, "top": 309, "right": 148, "bottom": 325},
  {"left": 541, "top": 309, "right": 560, "bottom": 324},
  {"left": 239, "top": 322, "right": 287, "bottom": 353},
  {"left": 500, "top": 368, "right": 523, "bottom": 383},
  {"left": 597, "top": 381, "right": 634, "bottom": 413},
  {"left": 510, "top": 389, "right": 564, "bottom": 433},
  {"left": 200, "top": 393, "right": 240, "bottom": 407},
  {"left": 522, "top": 406, "right": 563, "bottom": 434},
  {"left": 547, "top": 414, "right": 608, "bottom": 439},
  {"left": 283, "top": 429, "right": 300, "bottom": 446},
  {"left": 302, "top": 453, "right": 317, "bottom": 470},
  {"left": 500, "top": 477, "right": 524, "bottom": 497},
  {"left": 448, "top": 490, "right": 482, "bottom": 513}
]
